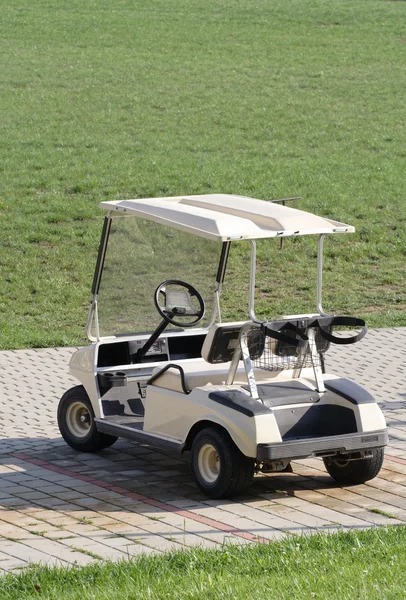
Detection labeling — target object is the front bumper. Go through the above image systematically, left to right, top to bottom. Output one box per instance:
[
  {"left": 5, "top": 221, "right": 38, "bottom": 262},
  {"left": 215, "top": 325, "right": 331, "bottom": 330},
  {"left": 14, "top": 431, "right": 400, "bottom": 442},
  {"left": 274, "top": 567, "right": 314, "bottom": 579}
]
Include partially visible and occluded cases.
[{"left": 257, "top": 429, "right": 388, "bottom": 461}]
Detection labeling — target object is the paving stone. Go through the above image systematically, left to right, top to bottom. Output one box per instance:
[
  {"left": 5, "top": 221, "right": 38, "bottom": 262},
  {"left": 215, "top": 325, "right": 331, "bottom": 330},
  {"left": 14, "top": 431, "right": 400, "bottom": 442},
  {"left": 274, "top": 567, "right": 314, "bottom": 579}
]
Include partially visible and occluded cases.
[
  {"left": 1, "top": 330, "right": 406, "bottom": 571},
  {"left": 208, "top": 501, "right": 310, "bottom": 536},
  {"left": 258, "top": 502, "right": 333, "bottom": 529},
  {"left": 189, "top": 506, "right": 286, "bottom": 541},
  {"left": 153, "top": 511, "right": 247, "bottom": 545},
  {"left": 122, "top": 532, "right": 184, "bottom": 552},
  {"left": 60, "top": 537, "right": 129, "bottom": 561},
  {"left": 0, "top": 540, "right": 67, "bottom": 566},
  {"left": 123, "top": 542, "right": 160, "bottom": 556},
  {"left": 0, "top": 558, "right": 29, "bottom": 571}
]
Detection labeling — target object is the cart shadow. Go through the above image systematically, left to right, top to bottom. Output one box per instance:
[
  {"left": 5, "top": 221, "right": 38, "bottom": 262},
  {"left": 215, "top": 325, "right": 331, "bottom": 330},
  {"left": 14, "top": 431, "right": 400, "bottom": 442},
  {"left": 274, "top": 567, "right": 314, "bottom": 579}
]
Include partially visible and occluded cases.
[
  {"left": 0, "top": 434, "right": 382, "bottom": 542},
  {"left": 3, "top": 434, "right": 347, "bottom": 505}
]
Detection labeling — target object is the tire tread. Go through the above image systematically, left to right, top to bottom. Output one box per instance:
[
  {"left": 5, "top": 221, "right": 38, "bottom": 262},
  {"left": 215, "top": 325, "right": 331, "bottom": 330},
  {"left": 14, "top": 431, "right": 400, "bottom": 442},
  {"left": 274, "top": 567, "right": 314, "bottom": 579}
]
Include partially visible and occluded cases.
[
  {"left": 58, "top": 386, "right": 117, "bottom": 452},
  {"left": 191, "top": 427, "right": 254, "bottom": 499},
  {"left": 323, "top": 448, "right": 384, "bottom": 484}
]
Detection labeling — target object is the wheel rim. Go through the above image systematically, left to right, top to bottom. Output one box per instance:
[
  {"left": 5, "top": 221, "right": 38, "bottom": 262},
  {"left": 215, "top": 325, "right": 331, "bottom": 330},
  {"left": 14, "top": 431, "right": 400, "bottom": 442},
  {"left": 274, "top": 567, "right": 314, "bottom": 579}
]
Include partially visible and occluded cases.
[
  {"left": 66, "top": 401, "right": 92, "bottom": 438},
  {"left": 198, "top": 444, "right": 220, "bottom": 484}
]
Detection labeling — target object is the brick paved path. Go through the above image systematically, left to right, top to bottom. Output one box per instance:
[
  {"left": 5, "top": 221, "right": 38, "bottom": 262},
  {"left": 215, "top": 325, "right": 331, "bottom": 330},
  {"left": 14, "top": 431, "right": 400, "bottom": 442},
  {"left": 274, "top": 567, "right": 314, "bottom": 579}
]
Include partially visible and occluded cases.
[{"left": 0, "top": 328, "right": 405, "bottom": 572}]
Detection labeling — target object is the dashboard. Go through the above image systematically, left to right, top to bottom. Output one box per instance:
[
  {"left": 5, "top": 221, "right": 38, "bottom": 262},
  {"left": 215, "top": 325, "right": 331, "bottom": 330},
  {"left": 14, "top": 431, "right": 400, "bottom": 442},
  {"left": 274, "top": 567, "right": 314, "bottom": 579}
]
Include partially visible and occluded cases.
[{"left": 97, "top": 332, "right": 206, "bottom": 368}]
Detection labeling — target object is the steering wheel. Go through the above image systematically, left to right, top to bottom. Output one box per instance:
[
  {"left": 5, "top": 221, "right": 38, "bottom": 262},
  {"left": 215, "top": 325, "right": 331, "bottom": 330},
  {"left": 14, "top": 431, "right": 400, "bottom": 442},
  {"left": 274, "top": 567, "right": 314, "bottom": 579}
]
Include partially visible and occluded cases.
[
  {"left": 154, "top": 279, "right": 205, "bottom": 328},
  {"left": 134, "top": 280, "right": 205, "bottom": 363}
]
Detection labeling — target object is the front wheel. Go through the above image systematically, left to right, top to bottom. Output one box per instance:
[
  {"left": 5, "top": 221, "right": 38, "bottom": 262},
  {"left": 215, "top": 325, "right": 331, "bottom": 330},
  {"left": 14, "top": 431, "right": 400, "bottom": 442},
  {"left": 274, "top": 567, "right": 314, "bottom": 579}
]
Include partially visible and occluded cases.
[
  {"left": 58, "top": 386, "right": 117, "bottom": 452},
  {"left": 191, "top": 427, "right": 254, "bottom": 499},
  {"left": 323, "top": 448, "right": 384, "bottom": 485}
]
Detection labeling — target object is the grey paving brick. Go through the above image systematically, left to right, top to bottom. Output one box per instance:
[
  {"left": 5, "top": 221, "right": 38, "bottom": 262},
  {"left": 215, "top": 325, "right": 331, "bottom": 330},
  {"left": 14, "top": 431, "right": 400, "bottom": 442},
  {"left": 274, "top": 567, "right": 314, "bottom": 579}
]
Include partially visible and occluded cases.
[
  {"left": 0, "top": 330, "right": 406, "bottom": 571},
  {"left": 0, "top": 540, "right": 66, "bottom": 566}
]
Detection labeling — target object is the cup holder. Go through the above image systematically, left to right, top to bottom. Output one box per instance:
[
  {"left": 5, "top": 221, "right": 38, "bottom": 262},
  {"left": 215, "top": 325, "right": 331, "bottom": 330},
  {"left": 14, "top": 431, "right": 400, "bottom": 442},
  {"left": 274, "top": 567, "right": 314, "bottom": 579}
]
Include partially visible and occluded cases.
[{"left": 98, "top": 371, "right": 128, "bottom": 389}]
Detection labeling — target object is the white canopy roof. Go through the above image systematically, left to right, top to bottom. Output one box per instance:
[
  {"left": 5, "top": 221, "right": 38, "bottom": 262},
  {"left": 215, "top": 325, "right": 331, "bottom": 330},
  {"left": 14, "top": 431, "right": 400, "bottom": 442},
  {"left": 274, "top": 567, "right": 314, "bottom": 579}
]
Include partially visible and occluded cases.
[{"left": 100, "top": 194, "right": 354, "bottom": 242}]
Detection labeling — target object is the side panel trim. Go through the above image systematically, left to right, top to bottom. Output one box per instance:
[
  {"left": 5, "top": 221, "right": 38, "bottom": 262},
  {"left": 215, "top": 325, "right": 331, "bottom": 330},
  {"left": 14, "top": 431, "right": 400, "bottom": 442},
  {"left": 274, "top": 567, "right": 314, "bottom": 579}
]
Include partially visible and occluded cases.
[
  {"left": 324, "top": 378, "right": 376, "bottom": 405},
  {"left": 208, "top": 391, "right": 271, "bottom": 417},
  {"left": 95, "top": 418, "right": 183, "bottom": 452}
]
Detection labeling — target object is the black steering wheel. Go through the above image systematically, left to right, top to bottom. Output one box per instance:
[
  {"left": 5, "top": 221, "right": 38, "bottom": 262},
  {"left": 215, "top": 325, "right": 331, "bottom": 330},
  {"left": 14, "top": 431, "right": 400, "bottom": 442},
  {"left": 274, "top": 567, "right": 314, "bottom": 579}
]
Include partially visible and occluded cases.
[
  {"left": 154, "top": 279, "right": 205, "bottom": 328},
  {"left": 134, "top": 280, "right": 205, "bottom": 363}
]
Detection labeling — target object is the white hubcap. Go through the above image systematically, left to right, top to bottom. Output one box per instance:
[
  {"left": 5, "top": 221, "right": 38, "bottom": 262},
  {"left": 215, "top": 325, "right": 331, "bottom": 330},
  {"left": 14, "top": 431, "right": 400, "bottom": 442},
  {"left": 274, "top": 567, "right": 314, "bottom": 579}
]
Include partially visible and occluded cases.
[
  {"left": 66, "top": 402, "right": 91, "bottom": 438},
  {"left": 198, "top": 444, "right": 220, "bottom": 484}
]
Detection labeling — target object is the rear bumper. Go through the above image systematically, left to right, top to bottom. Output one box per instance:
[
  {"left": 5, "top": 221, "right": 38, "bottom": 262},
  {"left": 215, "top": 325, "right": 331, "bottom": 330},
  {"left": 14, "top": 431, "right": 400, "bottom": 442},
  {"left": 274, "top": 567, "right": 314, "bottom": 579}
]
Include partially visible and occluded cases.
[{"left": 256, "top": 429, "right": 388, "bottom": 461}]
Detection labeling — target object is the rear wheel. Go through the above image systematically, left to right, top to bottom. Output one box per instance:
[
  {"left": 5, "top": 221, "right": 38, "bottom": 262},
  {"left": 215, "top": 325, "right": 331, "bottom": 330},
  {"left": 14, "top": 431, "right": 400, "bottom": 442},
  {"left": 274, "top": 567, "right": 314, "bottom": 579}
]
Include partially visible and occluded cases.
[
  {"left": 58, "top": 386, "right": 117, "bottom": 452},
  {"left": 191, "top": 427, "right": 254, "bottom": 499},
  {"left": 323, "top": 448, "right": 384, "bottom": 485}
]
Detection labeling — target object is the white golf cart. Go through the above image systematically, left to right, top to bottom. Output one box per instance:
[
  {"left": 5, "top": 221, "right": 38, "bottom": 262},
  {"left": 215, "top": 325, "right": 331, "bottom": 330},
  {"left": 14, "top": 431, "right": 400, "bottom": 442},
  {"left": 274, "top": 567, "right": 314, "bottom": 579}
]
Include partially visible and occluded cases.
[{"left": 58, "top": 194, "right": 387, "bottom": 498}]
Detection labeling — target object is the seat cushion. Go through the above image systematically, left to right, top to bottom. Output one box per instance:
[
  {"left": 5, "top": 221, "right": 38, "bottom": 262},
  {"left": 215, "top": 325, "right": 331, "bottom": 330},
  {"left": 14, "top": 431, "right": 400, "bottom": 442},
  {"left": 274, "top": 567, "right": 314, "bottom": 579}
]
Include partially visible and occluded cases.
[{"left": 150, "top": 360, "right": 271, "bottom": 393}]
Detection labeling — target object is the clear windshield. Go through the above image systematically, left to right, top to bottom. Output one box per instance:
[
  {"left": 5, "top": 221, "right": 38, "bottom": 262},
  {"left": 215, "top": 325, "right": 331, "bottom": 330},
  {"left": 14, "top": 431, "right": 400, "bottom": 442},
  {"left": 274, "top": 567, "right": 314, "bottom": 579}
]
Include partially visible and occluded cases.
[
  {"left": 95, "top": 216, "right": 220, "bottom": 337},
  {"left": 221, "top": 237, "right": 319, "bottom": 322},
  {"left": 252, "top": 237, "right": 319, "bottom": 320}
]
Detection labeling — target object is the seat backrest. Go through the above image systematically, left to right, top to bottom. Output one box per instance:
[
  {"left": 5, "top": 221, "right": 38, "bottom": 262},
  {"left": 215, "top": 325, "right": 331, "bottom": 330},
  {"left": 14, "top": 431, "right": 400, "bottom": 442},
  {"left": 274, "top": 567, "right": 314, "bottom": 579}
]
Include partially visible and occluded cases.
[{"left": 201, "top": 322, "right": 244, "bottom": 364}]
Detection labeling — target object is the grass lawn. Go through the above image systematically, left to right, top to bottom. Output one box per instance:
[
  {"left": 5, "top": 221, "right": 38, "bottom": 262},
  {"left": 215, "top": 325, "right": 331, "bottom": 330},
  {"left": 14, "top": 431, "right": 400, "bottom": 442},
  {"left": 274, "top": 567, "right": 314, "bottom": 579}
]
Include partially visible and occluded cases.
[
  {"left": 0, "top": 0, "right": 405, "bottom": 349},
  {"left": 1, "top": 527, "right": 406, "bottom": 599}
]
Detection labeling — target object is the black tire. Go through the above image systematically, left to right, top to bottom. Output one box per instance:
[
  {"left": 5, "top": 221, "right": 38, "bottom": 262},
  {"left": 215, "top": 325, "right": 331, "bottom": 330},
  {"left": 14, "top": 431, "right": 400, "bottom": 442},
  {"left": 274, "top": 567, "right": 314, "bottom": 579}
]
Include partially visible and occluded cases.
[
  {"left": 58, "top": 386, "right": 117, "bottom": 452},
  {"left": 191, "top": 427, "right": 255, "bottom": 499},
  {"left": 323, "top": 448, "right": 384, "bottom": 485}
]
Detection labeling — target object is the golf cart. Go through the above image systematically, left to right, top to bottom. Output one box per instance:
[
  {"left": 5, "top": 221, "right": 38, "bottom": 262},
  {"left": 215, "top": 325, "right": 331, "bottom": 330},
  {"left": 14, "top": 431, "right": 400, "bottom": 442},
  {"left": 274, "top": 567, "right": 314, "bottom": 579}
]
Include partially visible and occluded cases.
[{"left": 58, "top": 194, "right": 387, "bottom": 498}]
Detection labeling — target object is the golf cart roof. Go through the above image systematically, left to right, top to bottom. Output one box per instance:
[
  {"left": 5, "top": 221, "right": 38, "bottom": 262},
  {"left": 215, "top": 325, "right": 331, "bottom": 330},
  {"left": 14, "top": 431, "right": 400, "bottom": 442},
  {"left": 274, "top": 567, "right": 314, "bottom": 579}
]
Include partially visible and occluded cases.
[{"left": 100, "top": 194, "right": 354, "bottom": 242}]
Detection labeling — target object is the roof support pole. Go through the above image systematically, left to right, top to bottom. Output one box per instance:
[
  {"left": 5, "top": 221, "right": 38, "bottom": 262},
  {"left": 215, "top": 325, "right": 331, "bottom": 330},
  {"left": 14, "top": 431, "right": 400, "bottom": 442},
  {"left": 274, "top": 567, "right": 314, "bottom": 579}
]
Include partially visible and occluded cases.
[
  {"left": 86, "top": 213, "right": 112, "bottom": 341},
  {"left": 316, "top": 234, "right": 328, "bottom": 316},
  {"left": 249, "top": 240, "right": 258, "bottom": 322},
  {"left": 209, "top": 241, "right": 231, "bottom": 326},
  {"left": 208, "top": 288, "right": 222, "bottom": 327}
]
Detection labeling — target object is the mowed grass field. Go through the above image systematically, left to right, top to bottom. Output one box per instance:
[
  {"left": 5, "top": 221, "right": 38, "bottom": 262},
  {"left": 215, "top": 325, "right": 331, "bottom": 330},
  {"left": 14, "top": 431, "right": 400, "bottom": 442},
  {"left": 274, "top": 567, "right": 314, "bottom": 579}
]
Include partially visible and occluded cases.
[
  {"left": 0, "top": 0, "right": 405, "bottom": 349},
  {"left": 2, "top": 527, "right": 406, "bottom": 599}
]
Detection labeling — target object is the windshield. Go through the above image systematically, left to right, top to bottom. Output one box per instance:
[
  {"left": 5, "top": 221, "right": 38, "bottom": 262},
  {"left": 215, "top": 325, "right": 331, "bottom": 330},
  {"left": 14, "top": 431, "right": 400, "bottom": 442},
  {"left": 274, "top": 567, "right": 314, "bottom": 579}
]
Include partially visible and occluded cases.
[
  {"left": 94, "top": 216, "right": 220, "bottom": 337},
  {"left": 220, "top": 237, "right": 320, "bottom": 322},
  {"left": 251, "top": 237, "right": 319, "bottom": 320}
]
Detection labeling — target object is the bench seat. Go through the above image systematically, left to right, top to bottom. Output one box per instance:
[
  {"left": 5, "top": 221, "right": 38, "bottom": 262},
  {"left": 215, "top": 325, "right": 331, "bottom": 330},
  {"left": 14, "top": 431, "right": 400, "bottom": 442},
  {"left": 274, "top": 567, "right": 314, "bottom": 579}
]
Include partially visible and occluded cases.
[{"left": 149, "top": 360, "right": 274, "bottom": 394}]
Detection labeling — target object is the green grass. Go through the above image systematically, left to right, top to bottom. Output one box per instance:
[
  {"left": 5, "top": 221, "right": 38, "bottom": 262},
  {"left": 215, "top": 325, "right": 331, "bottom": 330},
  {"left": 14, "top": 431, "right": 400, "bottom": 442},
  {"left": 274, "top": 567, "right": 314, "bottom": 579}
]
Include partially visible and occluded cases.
[
  {"left": 1, "top": 0, "right": 405, "bottom": 349},
  {"left": 368, "top": 507, "right": 397, "bottom": 519},
  {"left": 1, "top": 527, "right": 406, "bottom": 599},
  {"left": 70, "top": 547, "right": 103, "bottom": 560}
]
